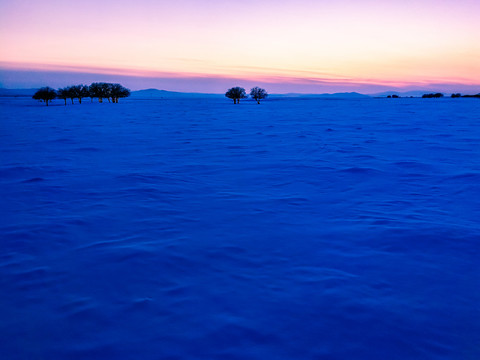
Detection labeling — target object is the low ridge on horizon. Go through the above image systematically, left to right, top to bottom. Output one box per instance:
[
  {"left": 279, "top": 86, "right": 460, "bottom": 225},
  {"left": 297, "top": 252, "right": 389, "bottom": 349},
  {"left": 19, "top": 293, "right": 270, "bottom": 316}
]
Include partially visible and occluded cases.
[
  {"left": 0, "top": 87, "right": 373, "bottom": 98},
  {"left": 2, "top": 87, "right": 479, "bottom": 99}
]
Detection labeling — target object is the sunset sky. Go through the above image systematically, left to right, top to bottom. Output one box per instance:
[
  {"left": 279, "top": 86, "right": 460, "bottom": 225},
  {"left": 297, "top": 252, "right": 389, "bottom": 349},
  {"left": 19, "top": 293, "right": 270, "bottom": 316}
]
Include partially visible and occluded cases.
[{"left": 1, "top": 0, "right": 479, "bottom": 93}]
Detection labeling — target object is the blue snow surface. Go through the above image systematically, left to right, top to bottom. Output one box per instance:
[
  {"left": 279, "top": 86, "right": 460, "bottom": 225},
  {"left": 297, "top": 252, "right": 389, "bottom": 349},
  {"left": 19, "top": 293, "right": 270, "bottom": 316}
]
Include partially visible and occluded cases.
[{"left": 1, "top": 97, "right": 479, "bottom": 360}]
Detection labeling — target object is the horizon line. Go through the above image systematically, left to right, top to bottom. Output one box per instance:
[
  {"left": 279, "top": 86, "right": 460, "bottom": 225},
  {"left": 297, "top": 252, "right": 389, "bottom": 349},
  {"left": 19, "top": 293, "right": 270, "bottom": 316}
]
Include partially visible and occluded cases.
[
  {"left": 1, "top": 61, "right": 480, "bottom": 94},
  {"left": 3, "top": 87, "right": 480, "bottom": 97}
]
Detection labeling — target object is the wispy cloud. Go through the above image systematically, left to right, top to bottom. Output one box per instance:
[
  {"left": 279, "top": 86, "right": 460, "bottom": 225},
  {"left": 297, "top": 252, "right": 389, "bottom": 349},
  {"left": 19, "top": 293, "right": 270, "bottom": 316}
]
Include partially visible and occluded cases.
[{"left": 1, "top": 62, "right": 479, "bottom": 94}]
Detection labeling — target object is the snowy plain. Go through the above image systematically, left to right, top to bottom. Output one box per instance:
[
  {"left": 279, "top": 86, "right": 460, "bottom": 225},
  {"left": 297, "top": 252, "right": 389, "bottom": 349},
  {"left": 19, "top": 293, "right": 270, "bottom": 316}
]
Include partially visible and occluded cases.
[{"left": 0, "top": 97, "right": 479, "bottom": 359}]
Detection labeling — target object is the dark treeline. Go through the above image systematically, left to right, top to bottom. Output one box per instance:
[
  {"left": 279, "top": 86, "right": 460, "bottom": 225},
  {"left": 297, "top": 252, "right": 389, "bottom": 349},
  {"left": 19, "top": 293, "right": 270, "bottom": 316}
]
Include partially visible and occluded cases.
[
  {"left": 32, "top": 83, "right": 131, "bottom": 106},
  {"left": 386, "top": 92, "right": 480, "bottom": 99},
  {"left": 422, "top": 93, "right": 444, "bottom": 98},
  {"left": 422, "top": 93, "right": 480, "bottom": 98},
  {"left": 453, "top": 93, "right": 480, "bottom": 98}
]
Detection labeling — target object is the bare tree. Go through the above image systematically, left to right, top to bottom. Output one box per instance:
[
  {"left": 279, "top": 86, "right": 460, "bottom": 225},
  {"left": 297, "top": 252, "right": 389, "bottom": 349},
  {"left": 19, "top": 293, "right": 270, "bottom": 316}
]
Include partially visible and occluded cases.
[
  {"left": 34, "top": 82, "right": 130, "bottom": 106},
  {"left": 89, "top": 82, "right": 105, "bottom": 102},
  {"left": 88, "top": 83, "right": 98, "bottom": 102},
  {"left": 103, "top": 83, "right": 113, "bottom": 102},
  {"left": 110, "top": 83, "right": 131, "bottom": 103},
  {"left": 57, "top": 85, "right": 89, "bottom": 105},
  {"left": 76, "top": 85, "right": 90, "bottom": 104},
  {"left": 67, "top": 86, "right": 76, "bottom": 104},
  {"left": 32, "top": 87, "right": 56, "bottom": 106},
  {"left": 57, "top": 87, "right": 69, "bottom": 105},
  {"left": 225, "top": 87, "right": 247, "bottom": 104},
  {"left": 250, "top": 87, "right": 268, "bottom": 104},
  {"left": 422, "top": 93, "right": 444, "bottom": 98}
]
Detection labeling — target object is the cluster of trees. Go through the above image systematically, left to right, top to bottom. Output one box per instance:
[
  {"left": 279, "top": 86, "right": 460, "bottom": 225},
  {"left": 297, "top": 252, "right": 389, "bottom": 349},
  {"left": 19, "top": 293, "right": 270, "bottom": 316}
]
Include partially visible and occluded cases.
[
  {"left": 32, "top": 83, "right": 131, "bottom": 106},
  {"left": 225, "top": 86, "right": 268, "bottom": 104},
  {"left": 32, "top": 87, "right": 57, "bottom": 106},
  {"left": 386, "top": 93, "right": 480, "bottom": 99},
  {"left": 422, "top": 93, "right": 444, "bottom": 98},
  {"left": 422, "top": 93, "right": 480, "bottom": 99},
  {"left": 451, "top": 93, "right": 480, "bottom": 98}
]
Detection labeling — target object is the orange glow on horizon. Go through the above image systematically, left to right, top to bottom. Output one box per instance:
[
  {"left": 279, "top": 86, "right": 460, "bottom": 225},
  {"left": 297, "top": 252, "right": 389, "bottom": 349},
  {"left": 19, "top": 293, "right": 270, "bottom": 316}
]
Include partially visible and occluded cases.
[
  {"left": 1, "top": 0, "right": 479, "bottom": 91},
  {"left": 2, "top": 60, "right": 477, "bottom": 90}
]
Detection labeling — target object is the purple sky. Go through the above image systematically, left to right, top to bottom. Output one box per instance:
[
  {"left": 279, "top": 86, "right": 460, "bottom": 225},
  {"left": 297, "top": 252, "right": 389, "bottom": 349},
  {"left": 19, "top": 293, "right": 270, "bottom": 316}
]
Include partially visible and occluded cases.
[
  {"left": 1, "top": 0, "right": 479, "bottom": 93},
  {"left": 2, "top": 67, "right": 479, "bottom": 94}
]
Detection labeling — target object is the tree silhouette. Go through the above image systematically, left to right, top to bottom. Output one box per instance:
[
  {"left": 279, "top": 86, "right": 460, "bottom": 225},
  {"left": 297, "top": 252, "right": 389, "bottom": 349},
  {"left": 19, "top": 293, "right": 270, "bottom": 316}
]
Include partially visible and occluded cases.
[
  {"left": 34, "top": 82, "right": 130, "bottom": 106},
  {"left": 88, "top": 82, "right": 112, "bottom": 102},
  {"left": 89, "top": 83, "right": 104, "bottom": 102},
  {"left": 102, "top": 83, "right": 113, "bottom": 102},
  {"left": 110, "top": 83, "right": 131, "bottom": 103},
  {"left": 65, "top": 84, "right": 89, "bottom": 104},
  {"left": 66, "top": 84, "right": 90, "bottom": 104},
  {"left": 89, "top": 84, "right": 97, "bottom": 102},
  {"left": 75, "top": 85, "right": 90, "bottom": 104},
  {"left": 67, "top": 86, "right": 77, "bottom": 104},
  {"left": 32, "top": 87, "right": 56, "bottom": 106},
  {"left": 57, "top": 87, "right": 69, "bottom": 105},
  {"left": 225, "top": 87, "right": 247, "bottom": 104},
  {"left": 250, "top": 87, "right": 268, "bottom": 104},
  {"left": 422, "top": 93, "right": 444, "bottom": 98}
]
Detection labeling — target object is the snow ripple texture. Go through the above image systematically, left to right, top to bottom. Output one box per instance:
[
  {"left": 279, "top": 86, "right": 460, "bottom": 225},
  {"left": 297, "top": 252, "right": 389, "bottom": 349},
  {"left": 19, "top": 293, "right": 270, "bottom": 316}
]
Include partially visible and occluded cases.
[{"left": 1, "top": 97, "right": 479, "bottom": 359}]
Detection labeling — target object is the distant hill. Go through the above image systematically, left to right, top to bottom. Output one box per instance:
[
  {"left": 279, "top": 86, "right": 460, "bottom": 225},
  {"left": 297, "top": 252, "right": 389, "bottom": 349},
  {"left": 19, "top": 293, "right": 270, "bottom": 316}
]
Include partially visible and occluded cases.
[
  {"left": 0, "top": 87, "right": 224, "bottom": 99},
  {"left": 1, "top": 87, "right": 372, "bottom": 100},
  {"left": 0, "top": 88, "right": 37, "bottom": 97},
  {"left": 131, "top": 89, "right": 223, "bottom": 99},
  {"left": 131, "top": 89, "right": 371, "bottom": 99},
  {"left": 370, "top": 91, "right": 436, "bottom": 98},
  {"left": 371, "top": 91, "right": 480, "bottom": 98},
  {"left": 270, "top": 92, "right": 370, "bottom": 99}
]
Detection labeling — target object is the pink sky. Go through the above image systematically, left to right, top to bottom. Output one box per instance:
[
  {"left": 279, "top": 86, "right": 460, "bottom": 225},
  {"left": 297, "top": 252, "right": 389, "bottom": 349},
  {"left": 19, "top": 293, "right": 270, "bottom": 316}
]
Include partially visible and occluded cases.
[{"left": 1, "top": 0, "right": 479, "bottom": 93}]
